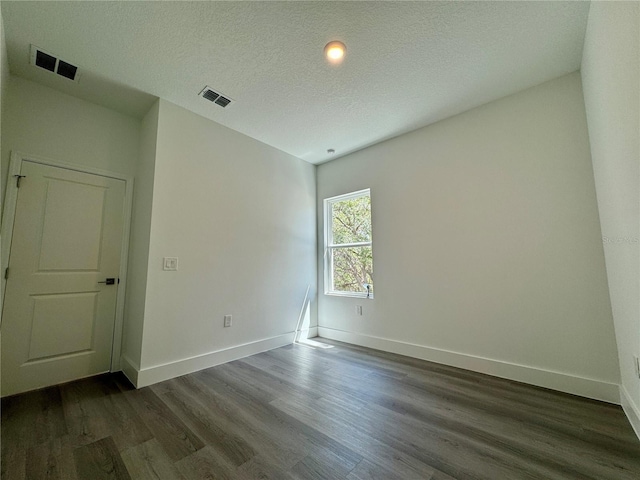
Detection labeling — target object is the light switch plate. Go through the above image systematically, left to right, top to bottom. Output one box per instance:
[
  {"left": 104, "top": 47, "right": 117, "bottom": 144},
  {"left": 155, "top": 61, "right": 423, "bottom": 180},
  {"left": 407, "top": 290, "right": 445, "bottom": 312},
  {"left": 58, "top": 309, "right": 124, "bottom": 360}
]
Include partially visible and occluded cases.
[{"left": 163, "top": 257, "right": 178, "bottom": 271}]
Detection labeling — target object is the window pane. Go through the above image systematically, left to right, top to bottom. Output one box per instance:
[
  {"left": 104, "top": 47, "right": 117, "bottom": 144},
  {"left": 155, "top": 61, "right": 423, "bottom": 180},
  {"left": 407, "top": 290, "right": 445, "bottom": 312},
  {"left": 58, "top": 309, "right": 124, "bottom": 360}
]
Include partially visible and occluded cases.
[
  {"left": 331, "top": 195, "right": 371, "bottom": 244},
  {"left": 332, "top": 246, "right": 373, "bottom": 294}
]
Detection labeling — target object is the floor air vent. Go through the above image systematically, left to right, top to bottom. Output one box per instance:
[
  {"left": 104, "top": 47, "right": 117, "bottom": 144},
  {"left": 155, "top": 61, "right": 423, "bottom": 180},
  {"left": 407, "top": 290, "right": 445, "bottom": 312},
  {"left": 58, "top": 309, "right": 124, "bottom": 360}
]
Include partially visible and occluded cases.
[
  {"left": 30, "top": 45, "right": 80, "bottom": 82},
  {"left": 199, "top": 86, "right": 233, "bottom": 108}
]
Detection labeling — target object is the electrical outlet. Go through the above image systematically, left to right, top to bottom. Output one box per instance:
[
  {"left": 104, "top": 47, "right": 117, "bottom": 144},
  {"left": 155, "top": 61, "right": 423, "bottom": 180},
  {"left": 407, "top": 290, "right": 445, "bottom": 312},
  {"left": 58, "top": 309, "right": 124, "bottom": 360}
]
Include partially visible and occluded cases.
[
  {"left": 355, "top": 305, "right": 363, "bottom": 316},
  {"left": 224, "top": 315, "right": 232, "bottom": 328},
  {"left": 634, "top": 355, "right": 640, "bottom": 379}
]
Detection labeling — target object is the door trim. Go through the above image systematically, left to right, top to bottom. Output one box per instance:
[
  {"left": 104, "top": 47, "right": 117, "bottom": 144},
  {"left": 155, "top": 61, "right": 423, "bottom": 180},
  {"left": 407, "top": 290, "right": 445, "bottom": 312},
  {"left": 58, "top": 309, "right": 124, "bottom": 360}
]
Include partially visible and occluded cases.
[{"left": 1, "top": 151, "right": 134, "bottom": 372}]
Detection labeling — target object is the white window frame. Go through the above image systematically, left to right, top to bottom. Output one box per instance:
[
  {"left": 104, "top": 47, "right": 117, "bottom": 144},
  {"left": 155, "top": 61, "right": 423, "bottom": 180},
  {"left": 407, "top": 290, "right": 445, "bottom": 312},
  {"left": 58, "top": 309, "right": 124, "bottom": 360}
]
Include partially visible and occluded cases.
[{"left": 324, "top": 188, "right": 373, "bottom": 298}]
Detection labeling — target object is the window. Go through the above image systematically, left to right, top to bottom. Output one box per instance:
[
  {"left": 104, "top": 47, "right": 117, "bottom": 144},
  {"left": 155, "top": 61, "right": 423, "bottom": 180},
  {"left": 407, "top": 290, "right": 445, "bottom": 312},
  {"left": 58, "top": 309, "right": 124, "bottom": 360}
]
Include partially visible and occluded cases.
[{"left": 324, "top": 189, "right": 373, "bottom": 298}]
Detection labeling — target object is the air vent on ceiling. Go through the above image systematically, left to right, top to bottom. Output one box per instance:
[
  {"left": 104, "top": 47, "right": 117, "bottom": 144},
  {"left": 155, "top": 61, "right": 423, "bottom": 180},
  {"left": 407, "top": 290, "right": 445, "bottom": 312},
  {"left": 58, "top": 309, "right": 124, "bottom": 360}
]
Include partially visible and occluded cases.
[
  {"left": 30, "top": 45, "right": 80, "bottom": 82},
  {"left": 199, "top": 86, "right": 233, "bottom": 108}
]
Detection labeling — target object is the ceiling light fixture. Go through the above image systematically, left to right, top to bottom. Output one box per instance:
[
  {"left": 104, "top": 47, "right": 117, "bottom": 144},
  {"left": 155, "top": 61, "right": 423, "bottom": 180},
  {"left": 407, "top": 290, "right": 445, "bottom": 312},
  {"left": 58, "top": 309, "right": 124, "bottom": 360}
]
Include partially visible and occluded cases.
[
  {"left": 324, "top": 41, "right": 346, "bottom": 64},
  {"left": 327, "top": 148, "right": 335, "bottom": 154}
]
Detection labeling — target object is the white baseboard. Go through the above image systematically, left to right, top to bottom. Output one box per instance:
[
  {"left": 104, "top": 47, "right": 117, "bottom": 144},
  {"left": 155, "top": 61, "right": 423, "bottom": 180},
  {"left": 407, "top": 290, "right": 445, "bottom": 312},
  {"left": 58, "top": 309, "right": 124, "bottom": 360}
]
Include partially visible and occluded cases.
[
  {"left": 303, "top": 326, "right": 319, "bottom": 338},
  {"left": 318, "top": 327, "right": 620, "bottom": 404},
  {"left": 131, "top": 332, "right": 296, "bottom": 388},
  {"left": 120, "top": 354, "right": 140, "bottom": 387},
  {"left": 620, "top": 385, "right": 640, "bottom": 441}
]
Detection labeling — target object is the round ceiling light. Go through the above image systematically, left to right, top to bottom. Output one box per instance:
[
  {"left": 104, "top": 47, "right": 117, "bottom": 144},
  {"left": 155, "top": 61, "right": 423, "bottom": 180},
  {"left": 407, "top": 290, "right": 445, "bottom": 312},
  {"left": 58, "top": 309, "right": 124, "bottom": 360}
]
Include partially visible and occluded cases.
[{"left": 324, "top": 41, "right": 346, "bottom": 64}]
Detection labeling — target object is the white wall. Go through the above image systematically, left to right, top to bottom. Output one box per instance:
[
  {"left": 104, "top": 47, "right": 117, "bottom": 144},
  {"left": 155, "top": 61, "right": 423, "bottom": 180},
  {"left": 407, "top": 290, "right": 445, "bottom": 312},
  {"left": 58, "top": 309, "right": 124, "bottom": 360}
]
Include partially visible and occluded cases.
[
  {"left": 581, "top": 1, "right": 640, "bottom": 431},
  {"left": 0, "top": 6, "right": 9, "bottom": 398},
  {"left": 0, "top": 9, "right": 8, "bottom": 160},
  {"left": 317, "top": 72, "right": 621, "bottom": 402},
  {"left": 1, "top": 76, "right": 140, "bottom": 198},
  {"left": 133, "top": 99, "right": 316, "bottom": 382},
  {"left": 122, "top": 101, "right": 159, "bottom": 371}
]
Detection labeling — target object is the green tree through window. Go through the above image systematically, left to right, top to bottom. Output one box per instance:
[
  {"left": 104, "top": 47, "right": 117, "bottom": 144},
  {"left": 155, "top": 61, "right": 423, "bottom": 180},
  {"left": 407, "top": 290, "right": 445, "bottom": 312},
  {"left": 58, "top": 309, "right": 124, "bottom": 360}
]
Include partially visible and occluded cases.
[{"left": 325, "top": 190, "right": 373, "bottom": 296}]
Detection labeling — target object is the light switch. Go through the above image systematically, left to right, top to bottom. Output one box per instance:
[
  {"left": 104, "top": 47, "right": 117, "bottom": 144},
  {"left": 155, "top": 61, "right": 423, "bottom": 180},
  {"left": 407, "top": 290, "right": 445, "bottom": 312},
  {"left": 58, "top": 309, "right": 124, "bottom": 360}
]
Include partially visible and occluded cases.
[{"left": 163, "top": 257, "right": 178, "bottom": 271}]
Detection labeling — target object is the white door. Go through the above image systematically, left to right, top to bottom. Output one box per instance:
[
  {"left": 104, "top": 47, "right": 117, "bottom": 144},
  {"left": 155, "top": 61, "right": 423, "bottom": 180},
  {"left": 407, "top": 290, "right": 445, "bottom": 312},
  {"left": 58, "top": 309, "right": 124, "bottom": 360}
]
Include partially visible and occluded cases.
[{"left": 1, "top": 161, "right": 126, "bottom": 396}]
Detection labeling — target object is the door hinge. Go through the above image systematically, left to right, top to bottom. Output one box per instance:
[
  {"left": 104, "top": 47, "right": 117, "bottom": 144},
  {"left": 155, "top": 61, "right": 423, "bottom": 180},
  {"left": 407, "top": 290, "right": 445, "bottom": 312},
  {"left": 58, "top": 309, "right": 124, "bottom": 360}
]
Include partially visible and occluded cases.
[
  {"left": 15, "top": 175, "right": 26, "bottom": 188},
  {"left": 4, "top": 268, "right": 8, "bottom": 280}
]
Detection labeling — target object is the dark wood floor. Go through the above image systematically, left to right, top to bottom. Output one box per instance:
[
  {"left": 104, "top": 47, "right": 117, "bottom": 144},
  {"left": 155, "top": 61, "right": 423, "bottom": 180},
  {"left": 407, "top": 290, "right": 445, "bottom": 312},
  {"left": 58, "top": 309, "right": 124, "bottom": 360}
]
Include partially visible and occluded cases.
[{"left": 2, "top": 339, "right": 640, "bottom": 480}]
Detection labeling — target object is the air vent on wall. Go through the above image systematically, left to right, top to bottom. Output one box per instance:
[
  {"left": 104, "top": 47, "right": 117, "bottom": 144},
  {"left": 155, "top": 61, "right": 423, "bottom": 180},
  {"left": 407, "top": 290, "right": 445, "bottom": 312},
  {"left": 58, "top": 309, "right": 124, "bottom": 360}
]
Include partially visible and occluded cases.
[
  {"left": 30, "top": 45, "right": 80, "bottom": 82},
  {"left": 199, "top": 86, "right": 233, "bottom": 108}
]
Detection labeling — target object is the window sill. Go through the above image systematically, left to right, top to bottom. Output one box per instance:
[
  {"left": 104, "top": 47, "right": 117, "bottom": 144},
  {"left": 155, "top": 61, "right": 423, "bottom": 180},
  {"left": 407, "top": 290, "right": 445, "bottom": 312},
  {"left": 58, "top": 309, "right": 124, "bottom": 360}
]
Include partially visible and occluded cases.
[{"left": 324, "top": 291, "right": 374, "bottom": 299}]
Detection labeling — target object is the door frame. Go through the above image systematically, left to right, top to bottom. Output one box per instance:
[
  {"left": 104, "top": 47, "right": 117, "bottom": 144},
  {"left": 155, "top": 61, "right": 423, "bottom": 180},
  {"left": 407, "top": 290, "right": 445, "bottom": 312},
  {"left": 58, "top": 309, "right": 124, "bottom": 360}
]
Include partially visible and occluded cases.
[{"left": 1, "top": 151, "right": 134, "bottom": 372}]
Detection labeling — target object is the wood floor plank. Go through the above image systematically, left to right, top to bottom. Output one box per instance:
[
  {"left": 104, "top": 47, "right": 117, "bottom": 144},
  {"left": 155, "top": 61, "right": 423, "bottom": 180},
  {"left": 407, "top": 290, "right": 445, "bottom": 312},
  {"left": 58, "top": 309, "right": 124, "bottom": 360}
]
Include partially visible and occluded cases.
[
  {"left": 321, "top": 339, "right": 630, "bottom": 432},
  {"left": 3, "top": 340, "right": 640, "bottom": 480},
  {"left": 313, "top": 342, "right": 636, "bottom": 458},
  {"left": 273, "top": 344, "right": 640, "bottom": 480},
  {"left": 254, "top": 352, "right": 382, "bottom": 409},
  {"left": 232, "top": 358, "right": 323, "bottom": 402},
  {"left": 321, "top": 363, "right": 640, "bottom": 478},
  {"left": 198, "top": 366, "right": 364, "bottom": 470},
  {"left": 190, "top": 368, "right": 327, "bottom": 465},
  {"left": 162, "top": 373, "right": 308, "bottom": 469},
  {"left": 60, "top": 375, "right": 153, "bottom": 450},
  {"left": 93, "top": 375, "right": 156, "bottom": 452},
  {"left": 61, "top": 378, "right": 117, "bottom": 447},
  {"left": 367, "top": 378, "right": 640, "bottom": 478},
  {"left": 278, "top": 384, "right": 500, "bottom": 479},
  {"left": 1, "top": 386, "right": 67, "bottom": 452},
  {"left": 120, "top": 387, "right": 204, "bottom": 462},
  {"left": 161, "top": 389, "right": 256, "bottom": 466},
  {"left": 270, "top": 394, "right": 439, "bottom": 479},
  {"left": 352, "top": 401, "right": 559, "bottom": 480},
  {"left": 73, "top": 436, "right": 131, "bottom": 480},
  {"left": 25, "top": 437, "right": 78, "bottom": 480},
  {"left": 120, "top": 439, "right": 186, "bottom": 480},
  {"left": 1, "top": 443, "right": 26, "bottom": 480},
  {"left": 25, "top": 445, "right": 63, "bottom": 480},
  {"left": 173, "top": 445, "right": 237, "bottom": 480},
  {"left": 234, "top": 454, "right": 296, "bottom": 480},
  {"left": 290, "top": 454, "right": 350, "bottom": 480},
  {"left": 346, "top": 458, "right": 411, "bottom": 480}
]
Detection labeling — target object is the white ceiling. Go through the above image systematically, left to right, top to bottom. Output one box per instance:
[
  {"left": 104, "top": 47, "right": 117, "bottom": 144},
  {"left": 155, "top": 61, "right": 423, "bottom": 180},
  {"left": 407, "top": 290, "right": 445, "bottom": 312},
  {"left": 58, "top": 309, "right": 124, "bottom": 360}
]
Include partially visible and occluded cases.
[{"left": 1, "top": 1, "right": 590, "bottom": 164}]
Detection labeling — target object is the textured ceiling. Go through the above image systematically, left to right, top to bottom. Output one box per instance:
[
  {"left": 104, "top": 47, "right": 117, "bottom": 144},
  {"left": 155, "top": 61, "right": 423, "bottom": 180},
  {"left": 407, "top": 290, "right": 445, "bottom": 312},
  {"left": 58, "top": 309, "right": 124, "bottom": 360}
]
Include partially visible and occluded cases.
[{"left": 1, "top": 1, "right": 590, "bottom": 164}]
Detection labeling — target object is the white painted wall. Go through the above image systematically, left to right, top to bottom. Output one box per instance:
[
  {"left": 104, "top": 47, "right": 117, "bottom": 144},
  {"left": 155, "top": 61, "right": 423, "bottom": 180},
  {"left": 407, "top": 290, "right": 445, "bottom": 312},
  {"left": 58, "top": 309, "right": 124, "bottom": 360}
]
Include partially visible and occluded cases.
[
  {"left": 581, "top": 2, "right": 640, "bottom": 430},
  {"left": 0, "top": 6, "right": 8, "bottom": 397},
  {"left": 0, "top": 9, "right": 8, "bottom": 156},
  {"left": 317, "top": 72, "right": 620, "bottom": 402},
  {"left": 1, "top": 76, "right": 140, "bottom": 200},
  {"left": 136, "top": 100, "right": 316, "bottom": 376},
  {"left": 122, "top": 101, "right": 159, "bottom": 371}
]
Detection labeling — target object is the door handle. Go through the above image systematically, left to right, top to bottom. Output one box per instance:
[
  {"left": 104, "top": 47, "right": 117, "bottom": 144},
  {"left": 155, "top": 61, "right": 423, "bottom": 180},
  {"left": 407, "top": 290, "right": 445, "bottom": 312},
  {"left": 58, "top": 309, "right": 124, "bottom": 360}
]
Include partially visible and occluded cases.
[{"left": 98, "top": 278, "right": 116, "bottom": 285}]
